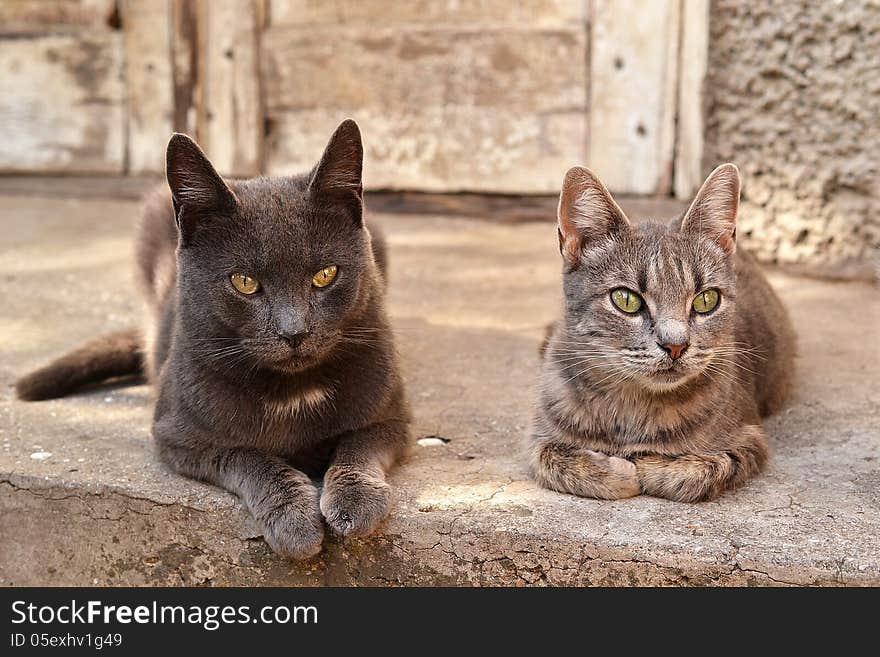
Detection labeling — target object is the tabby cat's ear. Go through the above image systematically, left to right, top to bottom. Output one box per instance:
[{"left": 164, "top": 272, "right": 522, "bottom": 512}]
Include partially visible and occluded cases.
[
  {"left": 308, "top": 119, "right": 364, "bottom": 218},
  {"left": 165, "top": 133, "right": 238, "bottom": 244},
  {"left": 679, "top": 163, "right": 740, "bottom": 255},
  {"left": 557, "top": 166, "right": 630, "bottom": 268}
]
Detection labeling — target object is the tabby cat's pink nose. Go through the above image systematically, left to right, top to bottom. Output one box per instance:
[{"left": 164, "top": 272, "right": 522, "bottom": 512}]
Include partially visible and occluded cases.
[{"left": 660, "top": 342, "right": 688, "bottom": 360}]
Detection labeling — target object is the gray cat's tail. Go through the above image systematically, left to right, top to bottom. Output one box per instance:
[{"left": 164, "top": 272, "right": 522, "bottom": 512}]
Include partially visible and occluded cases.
[{"left": 15, "top": 329, "right": 143, "bottom": 401}]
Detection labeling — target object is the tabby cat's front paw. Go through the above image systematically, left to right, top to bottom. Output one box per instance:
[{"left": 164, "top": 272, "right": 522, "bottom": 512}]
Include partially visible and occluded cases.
[
  {"left": 534, "top": 443, "right": 641, "bottom": 500},
  {"left": 602, "top": 455, "right": 642, "bottom": 499},
  {"left": 320, "top": 466, "right": 391, "bottom": 537}
]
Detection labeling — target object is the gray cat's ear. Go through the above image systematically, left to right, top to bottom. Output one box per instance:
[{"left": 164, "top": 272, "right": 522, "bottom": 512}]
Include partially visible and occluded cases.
[
  {"left": 308, "top": 119, "right": 364, "bottom": 209},
  {"left": 166, "top": 133, "right": 238, "bottom": 243},
  {"left": 680, "top": 163, "right": 740, "bottom": 255},
  {"left": 557, "top": 166, "right": 630, "bottom": 267}
]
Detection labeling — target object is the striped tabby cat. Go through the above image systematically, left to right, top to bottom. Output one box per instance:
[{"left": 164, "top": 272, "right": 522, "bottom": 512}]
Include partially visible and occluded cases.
[{"left": 529, "top": 164, "right": 795, "bottom": 502}]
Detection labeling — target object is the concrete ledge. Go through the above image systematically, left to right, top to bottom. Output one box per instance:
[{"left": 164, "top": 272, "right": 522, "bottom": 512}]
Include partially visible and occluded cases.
[{"left": 1, "top": 194, "right": 878, "bottom": 585}]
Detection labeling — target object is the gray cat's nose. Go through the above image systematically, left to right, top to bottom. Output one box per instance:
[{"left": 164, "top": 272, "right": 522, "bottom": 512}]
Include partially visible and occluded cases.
[
  {"left": 274, "top": 304, "right": 309, "bottom": 348},
  {"left": 277, "top": 330, "right": 309, "bottom": 349},
  {"left": 659, "top": 342, "right": 688, "bottom": 360}
]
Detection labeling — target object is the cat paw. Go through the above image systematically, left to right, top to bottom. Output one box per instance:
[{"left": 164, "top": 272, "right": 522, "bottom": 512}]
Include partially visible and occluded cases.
[
  {"left": 535, "top": 443, "right": 641, "bottom": 500},
  {"left": 603, "top": 455, "right": 641, "bottom": 499},
  {"left": 320, "top": 466, "right": 391, "bottom": 538},
  {"left": 255, "top": 476, "right": 324, "bottom": 559},
  {"left": 261, "top": 510, "right": 324, "bottom": 559}
]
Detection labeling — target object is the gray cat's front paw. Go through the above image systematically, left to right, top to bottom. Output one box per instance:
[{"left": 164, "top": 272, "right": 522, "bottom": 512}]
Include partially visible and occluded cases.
[
  {"left": 320, "top": 466, "right": 391, "bottom": 537},
  {"left": 255, "top": 474, "right": 324, "bottom": 559},
  {"left": 261, "top": 508, "right": 324, "bottom": 559}
]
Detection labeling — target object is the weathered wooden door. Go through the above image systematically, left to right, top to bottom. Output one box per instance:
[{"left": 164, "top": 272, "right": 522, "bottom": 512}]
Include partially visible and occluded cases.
[{"left": 0, "top": 0, "right": 706, "bottom": 198}]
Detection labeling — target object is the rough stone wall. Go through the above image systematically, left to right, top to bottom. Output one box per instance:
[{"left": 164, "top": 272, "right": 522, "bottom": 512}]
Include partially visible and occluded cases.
[{"left": 703, "top": 0, "right": 880, "bottom": 277}]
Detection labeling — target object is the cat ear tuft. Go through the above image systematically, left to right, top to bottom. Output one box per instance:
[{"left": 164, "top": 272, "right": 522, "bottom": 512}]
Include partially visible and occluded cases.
[
  {"left": 308, "top": 119, "right": 364, "bottom": 204},
  {"left": 166, "top": 134, "right": 238, "bottom": 243},
  {"left": 680, "top": 163, "right": 740, "bottom": 255},
  {"left": 557, "top": 166, "right": 630, "bottom": 267}
]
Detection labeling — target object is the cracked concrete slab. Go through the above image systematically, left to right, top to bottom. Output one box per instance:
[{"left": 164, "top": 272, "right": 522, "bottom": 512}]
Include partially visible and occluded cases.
[{"left": 0, "top": 191, "right": 878, "bottom": 586}]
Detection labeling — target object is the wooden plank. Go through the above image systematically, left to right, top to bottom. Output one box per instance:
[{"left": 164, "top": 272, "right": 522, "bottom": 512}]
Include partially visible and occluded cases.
[
  {"left": 0, "top": 0, "right": 117, "bottom": 34},
  {"left": 122, "top": 0, "right": 174, "bottom": 174},
  {"left": 170, "top": 0, "right": 200, "bottom": 137},
  {"left": 199, "top": 0, "right": 263, "bottom": 176},
  {"left": 267, "top": 0, "right": 586, "bottom": 27},
  {"left": 588, "top": 0, "right": 680, "bottom": 195},
  {"left": 674, "top": 0, "right": 709, "bottom": 199},
  {"left": 262, "top": 25, "right": 587, "bottom": 192},
  {"left": 263, "top": 26, "right": 585, "bottom": 115},
  {"left": 0, "top": 32, "right": 125, "bottom": 173},
  {"left": 267, "top": 107, "right": 585, "bottom": 193},
  {"left": 0, "top": 175, "right": 158, "bottom": 199},
  {"left": 366, "top": 191, "right": 687, "bottom": 224}
]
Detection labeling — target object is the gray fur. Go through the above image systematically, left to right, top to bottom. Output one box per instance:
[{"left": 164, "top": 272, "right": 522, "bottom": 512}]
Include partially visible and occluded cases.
[
  {"left": 18, "top": 120, "right": 411, "bottom": 558},
  {"left": 149, "top": 120, "right": 410, "bottom": 557},
  {"left": 530, "top": 165, "right": 796, "bottom": 502}
]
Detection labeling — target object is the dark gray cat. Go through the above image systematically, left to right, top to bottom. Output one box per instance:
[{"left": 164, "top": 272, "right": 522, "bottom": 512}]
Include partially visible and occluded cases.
[{"left": 16, "top": 120, "right": 411, "bottom": 558}]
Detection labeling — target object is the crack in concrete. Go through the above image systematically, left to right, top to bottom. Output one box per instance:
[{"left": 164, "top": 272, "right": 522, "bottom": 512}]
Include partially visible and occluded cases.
[
  {"left": 0, "top": 475, "right": 217, "bottom": 514},
  {"left": 1, "top": 475, "right": 872, "bottom": 586},
  {"left": 1, "top": 479, "right": 156, "bottom": 520}
]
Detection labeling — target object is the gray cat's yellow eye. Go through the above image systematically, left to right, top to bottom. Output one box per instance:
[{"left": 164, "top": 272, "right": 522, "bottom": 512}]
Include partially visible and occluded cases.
[
  {"left": 312, "top": 265, "right": 338, "bottom": 288},
  {"left": 230, "top": 273, "right": 260, "bottom": 295},
  {"left": 611, "top": 288, "right": 642, "bottom": 314},
  {"left": 693, "top": 289, "right": 720, "bottom": 313}
]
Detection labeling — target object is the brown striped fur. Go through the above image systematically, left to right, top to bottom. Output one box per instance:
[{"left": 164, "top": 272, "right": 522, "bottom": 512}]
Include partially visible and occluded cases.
[{"left": 529, "top": 165, "right": 795, "bottom": 502}]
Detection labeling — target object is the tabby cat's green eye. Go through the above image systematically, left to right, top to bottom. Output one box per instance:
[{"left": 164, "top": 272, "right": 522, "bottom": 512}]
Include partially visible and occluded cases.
[
  {"left": 230, "top": 273, "right": 260, "bottom": 295},
  {"left": 611, "top": 288, "right": 642, "bottom": 314},
  {"left": 693, "top": 288, "right": 720, "bottom": 313}
]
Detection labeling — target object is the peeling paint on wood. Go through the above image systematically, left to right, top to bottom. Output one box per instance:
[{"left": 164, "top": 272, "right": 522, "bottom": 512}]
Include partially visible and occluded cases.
[
  {"left": 0, "top": 0, "right": 117, "bottom": 34},
  {"left": 123, "top": 0, "right": 174, "bottom": 173},
  {"left": 171, "top": 0, "right": 200, "bottom": 137},
  {"left": 199, "top": 0, "right": 263, "bottom": 176},
  {"left": 267, "top": 0, "right": 587, "bottom": 27},
  {"left": 588, "top": 0, "right": 680, "bottom": 195},
  {"left": 674, "top": 0, "right": 708, "bottom": 199},
  {"left": 262, "top": 25, "right": 587, "bottom": 192},
  {"left": 0, "top": 31, "right": 125, "bottom": 173},
  {"left": 267, "top": 108, "right": 585, "bottom": 193}
]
